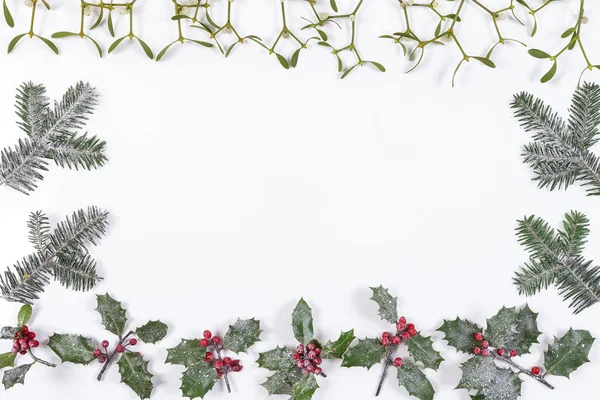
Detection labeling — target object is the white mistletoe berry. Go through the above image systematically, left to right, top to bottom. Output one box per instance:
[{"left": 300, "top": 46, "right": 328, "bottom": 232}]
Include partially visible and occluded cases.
[
  {"left": 24, "top": 0, "right": 33, "bottom": 7},
  {"left": 189, "top": 0, "right": 199, "bottom": 5},
  {"left": 407, "top": 0, "right": 414, "bottom": 5},
  {"left": 432, "top": 1, "right": 439, "bottom": 7},
  {"left": 84, "top": 6, "right": 92, "bottom": 16},
  {"left": 179, "top": 6, "right": 189, "bottom": 14},
  {"left": 119, "top": 7, "right": 130, "bottom": 15},
  {"left": 319, "top": 12, "right": 328, "bottom": 20},
  {"left": 496, "top": 12, "right": 506, "bottom": 21},
  {"left": 349, "top": 14, "right": 356, "bottom": 22},
  {"left": 581, "top": 16, "right": 589, "bottom": 24},
  {"left": 225, "top": 27, "right": 233, "bottom": 34},
  {"left": 283, "top": 31, "right": 290, "bottom": 39},
  {"left": 443, "top": 34, "right": 452, "bottom": 42}
]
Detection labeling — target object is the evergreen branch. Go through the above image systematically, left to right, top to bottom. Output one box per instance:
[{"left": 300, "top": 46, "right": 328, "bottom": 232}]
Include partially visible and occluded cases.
[
  {"left": 15, "top": 82, "right": 49, "bottom": 138},
  {"left": 43, "top": 82, "right": 98, "bottom": 140},
  {"left": 569, "top": 82, "right": 600, "bottom": 148},
  {"left": 47, "top": 133, "right": 107, "bottom": 170},
  {"left": 0, "top": 138, "right": 49, "bottom": 195},
  {"left": 577, "top": 150, "right": 600, "bottom": 196},
  {"left": 47, "top": 206, "right": 109, "bottom": 256},
  {"left": 28, "top": 211, "right": 51, "bottom": 253},
  {"left": 558, "top": 211, "right": 590, "bottom": 258},
  {"left": 516, "top": 215, "right": 560, "bottom": 260},
  {"left": 0, "top": 253, "right": 52, "bottom": 304},
  {"left": 52, "top": 253, "right": 102, "bottom": 291},
  {"left": 556, "top": 257, "right": 600, "bottom": 314},
  {"left": 514, "top": 258, "right": 560, "bottom": 297}
]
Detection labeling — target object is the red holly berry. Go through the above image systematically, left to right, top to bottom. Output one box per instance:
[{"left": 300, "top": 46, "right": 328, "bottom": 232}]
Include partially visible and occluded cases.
[
  {"left": 399, "top": 317, "right": 407, "bottom": 325},
  {"left": 396, "top": 322, "right": 406, "bottom": 331},
  {"left": 406, "top": 323, "right": 415, "bottom": 331},
  {"left": 21, "top": 326, "right": 29, "bottom": 334},
  {"left": 408, "top": 328, "right": 417, "bottom": 337},
  {"left": 203, "top": 330, "right": 212, "bottom": 339},
  {"left": 402, "top": 331, "right": 411, "bottom": 340},
  {"left": 27, "top": 332, "right": 36, "bottom": 340},
  {"left": 382, "top": 332, "right": 390, "bottom": 339},
  {"left": 474, "top": 332, "right": 484, "bottom": 342},
  {"left": 212, "top": 336, "right": 221, "bottom": 345},
  {"left": 392, "top": 336, "right": 401, "bottom": 345},
  {"left": 381, "top": 337, "right": 391, "bottom": 346},
  {"left": 18, "top": 338, "right": 27, "bottom": 345},
  {"left": 200, "top": 338, "right": 210, "bottom": 347},
  {"left": 129, "top": 339, "right": 137, "bottom": 346},
  {"left": 101, "top": 340, "right": 109, "bottom": 348},
  {"left": 481, "top": 341, "right": 489, "bottom": 349},
  {"left": 21, "top": 342, "right": 29, "bottom": 350},
  {"left": 307, "top": 343, "right": 316, "bottom": 351},
  {"left": 116, "top": 344, "right": 125, "bottom": 353},
  {"left": 296, "top": 344, "right": 305, "bottom": 354},
  {"left": 473, "top": 347, "right": 482, "bottom": 354},
  {"left": 10, "top": 348, "right": 18, "bottom": 354},
  {"left": 315, "top": 348, "right": 322, "bottom": 355},
  {"left": 93, "top": 349, "right": 102, "bottom": 357},
  {"left": 481, "top": 349, "right": 490, "bottom": 356},
  {"left": 497, "top": 349, "right": 505, "bottom": 356},
  {"left": 19, "top": 350, "right": 27, "bottom": 355},
  {"left": 308, "top": 350, "right": 317, "bottom": 359},
  {"left": 510, "top": 350, "right": 518, "bottom": 357},
  {"left": 136, "top": 352, "right": 142, "bottom": 357},
  {"left": 205, "top": 352, "right": 214, "bottom": 362},
  {"left": 293, "top": 353, "right": 301, "bottom": 360},
  {"left": 98, "top": 355, "right": 107, "bottom": 363},
  {"left": 223, "top": 357, "right": 233, "bottom": 366},
  {"left": 314, "top": 357, "right": 322, "bottom": 365},
  {"left": 394, "top": 357, "right": 403, "bottom": 367},
  {"left": 303, "top": 359, "right": 311, "bottom": 367},
  {"left": 214, "top": 360, "right": 224, "bottom": 369},
  {"left": 296, "top": 360, "right": 304, "bottom": 368},
  {"left": 232, "top": 364, "right": 242, "bottom": 372},
  {"left": 306, "top": 365, "right": 315, "bottom": 373},
  {"left": 531, "top": 366, "right": 540, "bottom": 375},
  {"left": 315, "top": 367, "right": 322, "bottom": 375},
  {"left": 302, "top": 368, "right": 309, "bottom": 375}
]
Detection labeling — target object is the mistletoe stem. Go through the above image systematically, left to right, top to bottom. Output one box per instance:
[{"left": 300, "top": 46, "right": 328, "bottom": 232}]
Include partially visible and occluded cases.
[
  {"left": 97, "top": 330, "right": 134, "bottom": 381},
  {"left": 212, "top": 343, "right": 231, "bottom": 393},
  {"left": 375, "top": 347, "right": 394, "bottom": 396},
  {"left": 28, "top": 349, "right": 56, "bottom": 368},
  {"left": 490, "top": 353, "right": 555, "bottom": 390}
]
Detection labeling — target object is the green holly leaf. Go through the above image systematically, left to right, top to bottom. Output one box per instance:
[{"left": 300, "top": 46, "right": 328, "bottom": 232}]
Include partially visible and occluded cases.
[
  {"left": 370, "top": 286, "right": 398, "bottom": 324},
  {"left": 96, "top": 293, "right": 127, "bottom": 336},
  {"left": 292, "top": 299, "right": 314, "bottom": 345},
  {"left": 17, "top": 304, "right": 32, "bottom": 327},
  {"left": 485, "top": 305, "right": 540, "bottom": 354},
  {"left": 438, "top": 317, "right": 482, "bottom": 353},
  {"left": 224, "top": 318, "right": 262, "bottom": 354},
  {"left": 136, "top": 320, "right": 168, "bottom": 344},
  {"left": 1, "top": 327, "right": 18, "bottom": 340},
  {"left": 322, "top": 329, "right": 355, "bottom": 359},
  {"left": 544, "top": 329, "right": 594, "bottom": 377},
  {"left": 48, "top": 333, "right": 96, "bottom": 364},
  {"left": 406, "top": 333, "right": 443, "bottom": 370},
  {"left": 341, "top": 338, "right": 386, "bottom": 369},
  {"left": 166, "top": 339, "right": 206, "bottom": 367},
  {"left": 257, "top": 346, "right": 295, "bottom": 371},
  {"left": 0, "top": 352, "right": 16, "bottom": 369},
  {"left": 117, "top": 353, "right": 153, "bottom": 400},
  {"left": 457, "top": 357, "right": 521, "bottom": 400},
  {"left": 180, "top": 361, "right": 219, "bottom": 399},
  {"left": 2, "top": 364, "right": 32, "bottom": 389},
  {"left": 397, "top": 365, "right": 435, "bottom": 400},
  {"left": 262, "top": 369, "right": 303, "bottom": 396},
  {"left": 291, "top": 373, "right": 319, "bottom": 400}
]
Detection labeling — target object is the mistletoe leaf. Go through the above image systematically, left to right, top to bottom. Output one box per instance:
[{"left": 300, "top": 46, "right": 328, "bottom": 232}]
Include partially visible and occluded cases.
[
  {"left": 3, "top": 0, "right": 14, "bottom": 28},
  {"left": 370, "top": 286, "right": 398, "bottom": 323},
  {"left": 95, "top": 293, "right": 127, "bottom": 336},
  {"left": 292, "top": 299, "right": 314, "bottom": 345},
  {"left": 17, "top": 304, "right": 32, "bottom": 327},
  {"left": 485, "top": 305, "right": 540, "bottom": 354},
  {"left": 224, "top": 318, "right": 262, "bottom": 354},
  {"left": 438, "top": 318, "right": 481, "bottom": 353},
  {"left": 136, "top": 320, "right": 168, "bottom": 344},
  {"left": 1, "top": 327, "right": 18, "bottom": 339},
  {"left": 322, "top": 329, "right": 355, "bottom": 359},
  {"left": 544, "top": 329, "right": 594, "bottom": 377},
  {"left": 48, "top": 333, "right": 96, "bottom": 364},
  {"left": 406, "top": 333, "right": 443, "bottom": 370},
  {"left": 341, "top": 338, "right": 385, "bottom": 369},
  {"left": 166, "top": 339, "right": 205, "bottom": 367},
  {"left": 257, "top": 346, "right": 295, "bottom": 371},
  {"left": 0, "top": 352, "right": 16, "bottom": 369},
  {"left": 117, "top": 353, "right": 153, "bottom": 400},
  {"left": 457, "top": 356, "right": 521, "bottom": 400},
  {"left": 180, "top": 361, "right": 219, "bottom": 399},
  {"left": 2, "top": 364, "right": 32, "bottom": 389},
  {"left": 397, "top": 365, "right": 435, "bottom": 400},
  {"left": 262, "top": 369, "right": 303, "bottom": 396},
  {"left": 291, "top": 373, "right": 319, "bottom": 400}
]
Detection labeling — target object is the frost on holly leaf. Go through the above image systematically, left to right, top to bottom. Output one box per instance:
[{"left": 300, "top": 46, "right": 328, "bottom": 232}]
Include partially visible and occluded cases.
[
  {"left": 370, "top": 286, "right": 398, "bottom": 324},
  {"left": 95, "top": 293, "right": 127, "bottom": 336},
  {"left": 292, "top": 298, "right": 314, "bottom": 345},
  {"left": 485, "top": 305, "right": 540, "bottom": 354},
  {"left": 437, "top": 317, "right": 482, "bottom": 353},
  {"left": 224, "top": 318, "right": 262, "bottom": 354},
  {"left": 135, "top": 320, "right": 168, "bottom": 344},
  {"left": 1, "top": 326, "right": 18, "bottom": 340},
  {"left": 322, "top": 329, "right": 355, "bottom": 359},
  {"left": 544, "top": 329, "right": 594, "bottom": 377},
  {"left": 48, "top": 333, "right": 96, "bottom": 364},
  {"left": 406, "top": 333, "right": 443, "bottom": 370},
  {"left": 341, "top": 338, "right": 385, "bottom": 369},
  {"left": 166, "top": 339, "right": 206, "bottom": 367},
  {"left": 257, "top": 347, "right": 295, "bottom": 371},
  {"left": 117, "top": 353, "right": 153, "bottom": 400},
  {"left": 457, "top": 356, "right": 521, "bottom": 400},
  {"left": 180, "top": 360, "right": 219, "bottom": 399},
  {"left": 2, "top": 363, "right": 32, "bottom": 390},
  {"left": 397, "top": 365, "right": 435, "bottom": 400},
  {"left": 262, "top": 369, "right": 303, "bottom": 396},
  {"left": 291, "top": 374, "right": 319, "bottom": 400}
]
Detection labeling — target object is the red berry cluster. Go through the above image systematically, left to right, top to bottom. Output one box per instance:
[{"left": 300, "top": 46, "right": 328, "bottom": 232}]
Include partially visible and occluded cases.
[
  {"left": 380, "top": 316, "right": 417, "bottom": 347},
  {"left": 10, "top": 325, "right": 40, "bottom": 355},
  {"left": 200, "top": 330, "right": 243, "bottom": 379},
  {"left": 472, "top": 332, "right": 519, "bottom": 358},
  {"left": 92, "top": 338, "right": 139, "bottom": 363},
  {"left": 293, "top": 343, "right": 323, "bottom": 375}
]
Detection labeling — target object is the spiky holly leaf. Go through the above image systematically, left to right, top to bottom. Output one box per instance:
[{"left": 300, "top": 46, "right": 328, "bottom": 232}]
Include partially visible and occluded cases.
[
  {"left": 370, "top": 286, "right": 398, "bottom": 324},
  {"left": 96, "top": 293, "right": 127, "bottom": 336},
  {"left": 292, "top": 299, "right": 314, "bottom": 345},
  {"left": 485, "top": 305, "right": 540, "bottom": 354},
  {"left": 224, "top": 318, "right": 262, "bottom": 354},
  {"left": 438, "top": 318, "right": 482, "bottom": 353},
  {"left": 136, "top": 320, "right": 168, "bottom": 344},
  {"left": 1, "top": 327, "right": 18, "bottom": 339},
  {"left": 322, "top": 329, "right": 355, "bottom": 359},
  {"left": 544, "top": 329, "right": 594, "bottom": 377},
  {"left": 48, "top": 333, "right": 96, "bottom": 364},
  {"left": 406, "top": 333, "right": 443, "bottom": 370},
  {"left": 341, "top": 338, "right": 386, "bottom": 369},
  {"left": 166, "top": 339, "right": 206, "bottom": 367},
  {"left": 257, "top": 346, "right": 295, "bottom": 371},
  {"left": 0, "top": 353, "right": 16, "bottom": 369},
  {"left": 117, "top": 353, "right": 153, "bottom": 400},
  {"left": 457, "top": 356, "right": 521, "bottom": 400},
  {"left": 180, "top": 361, "right": 219, "bottom": 399},
  {"left": 2, "top": 364, "right": 32, "bottom": 389},
  {"left": 397, "top": 365, "right": 435, "bottom": 400},
  {"left": 262, "top": 369, "right": 303, "bottom": 396},
  {"left": 291, "top": 373, "right": 319, "bottom": 400}
]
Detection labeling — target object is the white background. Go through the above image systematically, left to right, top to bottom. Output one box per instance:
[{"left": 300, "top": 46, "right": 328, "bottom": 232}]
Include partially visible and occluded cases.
[{"left": 1, "top": 0, "right": 599, "bottom": 399}]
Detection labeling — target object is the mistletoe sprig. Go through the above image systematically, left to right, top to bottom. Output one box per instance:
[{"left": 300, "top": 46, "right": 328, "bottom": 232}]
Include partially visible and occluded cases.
[
  {"left": 6, "top": 0, "right": 56, "bottom": 54},
  {"left": 52, "top": 0, "right": 153, "bottom": 59},
  {"left": 0, "top": 82, "right": 107, "bottom": 195},
  {"left": 0, "top": 206, "right": 109, "bottom": 304},
  {"left": 341, "top": 287, "right": 441, "bottom": 399},
  {"left": 48, "top": 293, "right": 169, "bottom": 399},
  {"left": 258, "top": 298, "right": 354, "bottom": 400},
  {"left": 438, "top": 304, "right": 594, "bottom": 399},
  {"left": 0, "top": 305, "right": 56, "bottom": 390},
  {"left": 166, "top": 318, "right": 262, "bottom": 399}
]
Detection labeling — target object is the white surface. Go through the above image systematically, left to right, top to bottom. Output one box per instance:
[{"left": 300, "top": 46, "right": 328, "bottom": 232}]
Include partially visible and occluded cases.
[{"left": 1, "top": 0, "right": 599, "bottom": 399}]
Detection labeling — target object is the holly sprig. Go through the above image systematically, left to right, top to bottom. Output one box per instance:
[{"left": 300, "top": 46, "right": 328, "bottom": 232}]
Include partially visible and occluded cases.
[
  {"left": 341, "top": 287, "right": 441, "bottom": 399},
  {"left": 48, "top": 293, "right": 169, "bottom": 399},
  {"left": 0, "top": 304, "right": 56, "bottom": 390},
  {"left": 438, "top": 304, "right": 594, "bottom": 399},
  {"left": 165, "top": 318, "right": 262, "bottom": 399}
]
